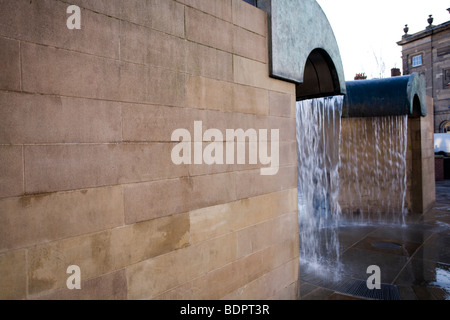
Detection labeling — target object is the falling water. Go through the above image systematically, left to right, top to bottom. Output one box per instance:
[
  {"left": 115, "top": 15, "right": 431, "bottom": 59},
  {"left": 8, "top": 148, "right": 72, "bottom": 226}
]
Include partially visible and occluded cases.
[
  {"left": 296, "top": 96, "right": 343, "bottom": 276},
  {"left": 339, "top": 116, "right": 408, "bottom": 225}
]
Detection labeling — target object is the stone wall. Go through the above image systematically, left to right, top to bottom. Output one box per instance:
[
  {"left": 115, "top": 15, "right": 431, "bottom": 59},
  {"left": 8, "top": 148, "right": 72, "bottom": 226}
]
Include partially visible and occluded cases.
[
  {"left": 0, "top": 0, "right": 299, "bottom": 300},
  {"left": 406, "top": 96, "right": 436, "bottom": 214}
]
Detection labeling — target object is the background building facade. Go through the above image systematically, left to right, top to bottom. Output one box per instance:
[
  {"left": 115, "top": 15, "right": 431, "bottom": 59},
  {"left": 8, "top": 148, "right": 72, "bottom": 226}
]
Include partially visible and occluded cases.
[{"left": 398, "top": 17, "right": 450, "bottom": 133}]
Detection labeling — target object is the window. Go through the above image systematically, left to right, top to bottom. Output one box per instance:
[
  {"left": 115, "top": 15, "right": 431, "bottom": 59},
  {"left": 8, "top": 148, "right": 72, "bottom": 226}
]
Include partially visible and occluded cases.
[
  {"left": 242, "top": 0, "right": 257, "bottom": 5},
  {"left": 411, "top": 54, "right": 422, "bottom": 67},
  {"left": 444, "top": 69, "right": 450, "bottom": 89},
  {"left": 440, "top": 120, "right": 450, "bottom": 133}
]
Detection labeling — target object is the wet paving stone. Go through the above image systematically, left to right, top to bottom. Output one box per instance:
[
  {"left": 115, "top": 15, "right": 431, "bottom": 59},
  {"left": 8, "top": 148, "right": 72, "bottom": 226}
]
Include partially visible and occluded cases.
[{"left": 298, "top": 180, "right": 450, "bottom": 300}]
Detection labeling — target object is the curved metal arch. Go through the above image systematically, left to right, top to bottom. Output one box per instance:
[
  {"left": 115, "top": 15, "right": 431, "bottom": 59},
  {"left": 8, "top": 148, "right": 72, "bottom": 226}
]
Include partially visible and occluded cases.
[
  {"left": 258, "top": 0, "right": 346, "bottom": 96},
  {"left": 342, "top": 73, "right": 427, "bottom": 118}
]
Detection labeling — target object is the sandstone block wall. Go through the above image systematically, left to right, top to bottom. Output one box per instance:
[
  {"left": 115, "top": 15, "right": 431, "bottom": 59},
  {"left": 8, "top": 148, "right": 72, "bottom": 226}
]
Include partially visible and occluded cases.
[{"left": 0, "top": 0, "right": 299, "bottom": 300}]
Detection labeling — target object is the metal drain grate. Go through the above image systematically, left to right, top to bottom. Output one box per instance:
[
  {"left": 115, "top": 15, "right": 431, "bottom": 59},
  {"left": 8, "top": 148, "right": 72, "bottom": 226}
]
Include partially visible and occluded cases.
[{"left": 330, "top": 278, "right": 401, "bottom": 300}]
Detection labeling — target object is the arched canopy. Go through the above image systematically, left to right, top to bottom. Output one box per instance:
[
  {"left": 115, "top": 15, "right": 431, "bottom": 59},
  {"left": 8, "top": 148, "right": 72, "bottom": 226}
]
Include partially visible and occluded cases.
[
  {"left": 258, "top": 0, "right": 346, "bottom": 99},
  {"left": 295, "top": 48, "right": 342, "bottom": 100},
  {"left": 342, "top": 73, "right": 427, "bottom": 118}
]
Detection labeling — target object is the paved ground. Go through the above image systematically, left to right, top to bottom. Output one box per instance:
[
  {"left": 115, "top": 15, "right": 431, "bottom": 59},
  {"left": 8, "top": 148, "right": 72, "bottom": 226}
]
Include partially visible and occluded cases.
[{"left": 298, "top": 180, "right": 450, "bottom": 300}]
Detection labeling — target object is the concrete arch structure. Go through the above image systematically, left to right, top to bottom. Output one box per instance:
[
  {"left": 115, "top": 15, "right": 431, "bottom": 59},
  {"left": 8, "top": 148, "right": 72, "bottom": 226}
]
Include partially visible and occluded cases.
[{"left": 258, "top": 0, "right": 346, "bottom": 100}]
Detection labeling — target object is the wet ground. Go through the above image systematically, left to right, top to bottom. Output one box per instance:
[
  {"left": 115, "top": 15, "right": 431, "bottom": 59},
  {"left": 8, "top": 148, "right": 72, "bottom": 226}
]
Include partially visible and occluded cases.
[{"left": 298, "top": 180, "right": 450, "bottom": 300}]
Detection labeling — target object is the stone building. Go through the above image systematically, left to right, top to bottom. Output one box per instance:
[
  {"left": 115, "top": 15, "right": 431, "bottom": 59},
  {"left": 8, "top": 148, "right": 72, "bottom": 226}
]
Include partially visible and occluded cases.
[{"left": 398, "top": 14, "right": 450, "bottom": 133}]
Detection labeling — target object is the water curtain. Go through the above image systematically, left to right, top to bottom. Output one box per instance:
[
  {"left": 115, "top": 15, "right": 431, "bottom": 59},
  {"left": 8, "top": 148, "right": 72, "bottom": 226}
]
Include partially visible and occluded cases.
[{"left": 296, "top": 96, "right": 343, "bottom": 272}]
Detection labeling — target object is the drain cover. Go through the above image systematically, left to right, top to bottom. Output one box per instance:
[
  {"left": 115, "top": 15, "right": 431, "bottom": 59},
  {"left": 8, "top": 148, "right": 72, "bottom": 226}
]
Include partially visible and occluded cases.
[
  {"left": 371, "top": 241, "right": 403, "bottom": 250},
  {"left": 332, "top": 278, "right": 401, "bottom": 300}
]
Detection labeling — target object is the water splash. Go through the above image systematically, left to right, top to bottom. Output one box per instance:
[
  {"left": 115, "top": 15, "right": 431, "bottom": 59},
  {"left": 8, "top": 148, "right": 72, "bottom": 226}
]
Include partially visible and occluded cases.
[
  {"left": 296, "top": 96, "right": 343, "bottom": 278},
  {"left": 339, "top": 116, "right": 408, "bottom": 224}
]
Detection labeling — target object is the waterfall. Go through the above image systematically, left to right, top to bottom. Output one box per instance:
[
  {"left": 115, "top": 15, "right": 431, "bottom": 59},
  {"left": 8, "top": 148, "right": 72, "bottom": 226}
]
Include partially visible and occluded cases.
[
  {"left": 296, "top": 96, "right": 343, "bottom": 275},
  {"left": 339, "top": 116, "right": 408, "bottom": 225}
]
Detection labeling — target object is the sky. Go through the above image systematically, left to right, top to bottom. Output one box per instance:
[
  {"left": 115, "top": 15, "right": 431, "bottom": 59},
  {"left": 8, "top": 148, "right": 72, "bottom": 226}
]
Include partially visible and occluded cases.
[{"left": 316, "top": 0, "right": 450, "bottom": 80}]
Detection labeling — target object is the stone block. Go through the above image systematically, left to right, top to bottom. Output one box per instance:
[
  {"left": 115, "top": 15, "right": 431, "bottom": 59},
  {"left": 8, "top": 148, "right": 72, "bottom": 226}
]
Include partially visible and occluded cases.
[
  {"left": 0, "top": 0, "right": 120, "bottom": 59},
  {"left": 68, "top": 0, "right": 122, "bottom": 18},
  {"left": 121, "top": 0, "right": 185, "bottom": 37},
  {"left": 178, "top": 0, "right": 232, "bottom": 21},
  {"left": 232, "top": 0, "right": 267, "bottom": 36},
  {"left": 186, "top": 7, "right": 233, "bottom": 52},
  {"left": 120, "top": 21, "right": 186, "bottom": 72},
  {"left": 233, "top": 25, "right": 267, "bottom": 63},
  {"left": 0, "top": 37, "right": 20, "bottom": 90},
  {"left": 186, "top": 41, "right": 233, "bottom": 81},
  {"left": 21, "top": 43, "right": 121, "bottom": 100},
  {"left": 23, "top": 43, "right": 184, "bottom": 106},
  {"left": 233, "top": 55, "right": 295, "bottom": 94},
  {"left": 118, "top": 61, "right": 148, "bottom": 103},
  {"left": 147, "top": 67, "right": 186, "bottom": 107},
  {"left": 186, "top": 75, "right": 234, "bottom": 112},
  {"left": 233, "top": 84, "right": 269, "bottom": 115},
  {"left": 269, "top": 91, "right": 293, "bottom": 118},
  {"left": 0, "top": 92, "right": 122, "bottom": 144},
  {"left": 122, "top": 104, "right": 193, "bottom": 142},
  {"left": 268, "top": 116, "right": 297, "bottom": 142},
  {"left": 279, "top": 141, "right": 297, "bottom": 167},
  {"left": 24, "top": 143, "right": 188, "bottom": 194},
  {"left": 0, "top": 146, "right": 23, "bottom": 199},
  {"left": 234, "top": 166, "right": 297, "bottom": 199},
  {"left": 124, "top": 172, "right": 236, "bottom": 224},
  {"left": 0, "top": 186, "right": 124, "bottom": 253},
  {"left": 189, "top": 188, "right": 298, "bottom": 244},
  {"left": 236, "top": 212, "right": 298, "bottom": 258},
  {"left": 28, "top": 213, "right": 189, "bottom": 295},
  {"left": 126, "top": 233, "right": 237, "bottom": 299},
  {"left": 154, "top": 238, "right": 297, "bottom": 300},
  {"left": 0, "top": 250, "right": 26, "bottom": 300},
  {"left": 222, "top": 258, "right": 298, "bottom": 300},
  {"left": 32, "top": 269, "right": 127, "bottom": 300},
  {"left": 269, "top": 281, "right": 298, "bottom": 300}
]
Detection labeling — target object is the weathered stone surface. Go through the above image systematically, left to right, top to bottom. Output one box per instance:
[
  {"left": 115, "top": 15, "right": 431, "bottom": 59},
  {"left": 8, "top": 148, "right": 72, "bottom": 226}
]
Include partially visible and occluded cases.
[
  {"left": 0, "top": 0, "right": 120, "bottom": 59},
  {"left": 121, "top": 0, "right": 185, "bottom": 37},
  {"left": 179, "top": 0, "right": 232, "bottom": 21},
  {"left": 232, "top": 0, "right": 267, "bottom": 36},
  {"left": 186, "top": 7, "right": 233, "bottom": 52},
  {"left": 120, "top": 21, "right": 186, "bottom": 72},
  {"left": 233, "top": 25, "right": 267, "bottom": 63},
  {"left": 0, "top": 37, "right": 20, "bottom": 91},
  {"left": 186, "top": 41, "right": 233, "bottom": 81},
  {"left": 233, "top": 55, "right": 295, "bottom": 94},
  {"left": 269, "top": 91, "right": 293, "bottom": 118},
  {"left": 0, "top": 92, "right": 122, "bottom": 144},
  {"left": 24, "top": 143, "right": 188, "bottom": 194},
  {"left": 0, "top": 146, "right": 23, "bottom": 199},
  {"left": 234, "top": 166, "right": 297, "bottom": 199},
  {"left": 124, "top": 173, "right": 236, "bottom": 224},
  {"left": 0, "top": 186, "right": 124, "bottom": 253},
  {"left": 190, "top": 188, "right": 297, "bottom": 244},
  {"left": 28, "top": 213, "right": 189, "bottom": 295},
  {"left": 126, "top": 233, "right": 237, "bottom": 299},
  {"left": 154, "top": 238, "right": 297, "bottom": 299},
  {"left": 0, "top": 250, "right": 26, "bottom": 300},
  {"left": 222, "top": 258, "right": 298, "bottom": 300},
  {"left": 33, "top": 269, "right": 127, "bottom": 300}
]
